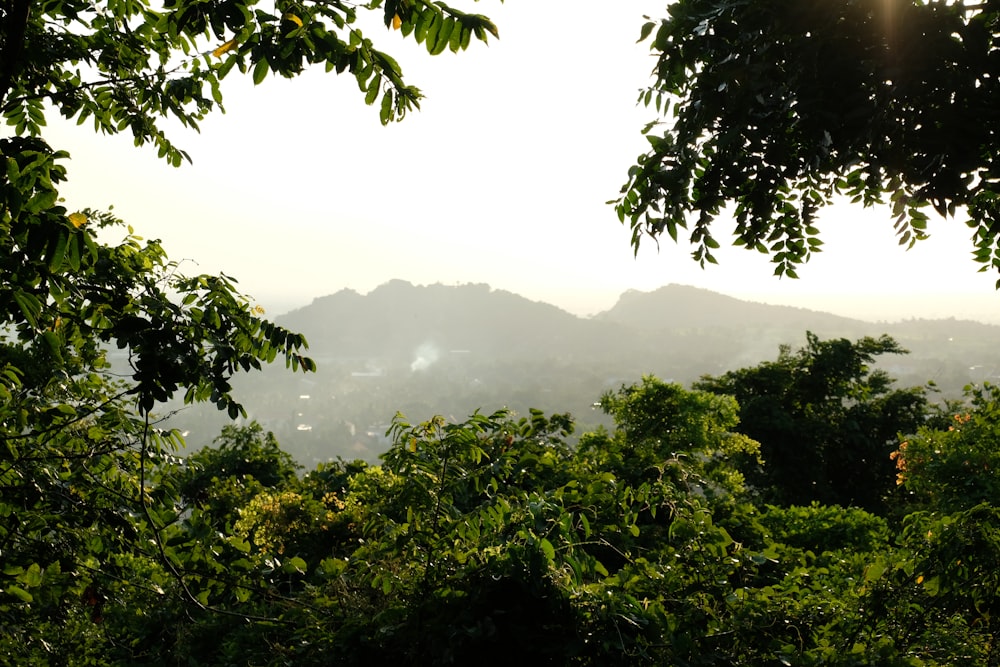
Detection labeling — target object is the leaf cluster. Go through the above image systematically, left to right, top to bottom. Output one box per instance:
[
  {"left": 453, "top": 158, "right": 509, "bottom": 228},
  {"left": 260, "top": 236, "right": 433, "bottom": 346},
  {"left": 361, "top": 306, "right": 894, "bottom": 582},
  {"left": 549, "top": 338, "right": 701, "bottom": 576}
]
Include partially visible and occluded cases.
[
  {"left": 0, "top": 0, "right": 502, "bottom": 161},
  {"left": 617, "top": 0, "right": 1000, "bottom": 281},
  {"left": 695, "top": 331, "right": 930, "bottom": 513},
  {"left": 7, "top": 360, "right": 1000, "bottom": 665}
]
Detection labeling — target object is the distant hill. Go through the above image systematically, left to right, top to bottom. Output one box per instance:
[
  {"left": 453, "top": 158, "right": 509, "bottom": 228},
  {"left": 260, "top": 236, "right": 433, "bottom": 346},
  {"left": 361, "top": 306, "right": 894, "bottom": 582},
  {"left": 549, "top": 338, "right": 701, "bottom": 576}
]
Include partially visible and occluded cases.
[
  {"left": 278, "top": 280, "right": 629, "bottom": 365},
  {"left": 162, "top": 281, "right": 1000, "bottom": 464},
  {"left": 276, "top": 281, "right": 877, "bottom": 377},
  {"left": 591, "top": 284, "right": 872, "bottom": 372},
  {"left": 594, "top": 284, "right": 860, "bottom": 333}
]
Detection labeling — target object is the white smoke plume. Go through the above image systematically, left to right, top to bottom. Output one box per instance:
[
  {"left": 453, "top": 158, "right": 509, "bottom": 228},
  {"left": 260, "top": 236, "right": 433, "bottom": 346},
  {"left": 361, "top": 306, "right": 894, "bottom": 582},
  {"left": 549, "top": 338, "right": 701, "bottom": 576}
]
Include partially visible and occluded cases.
[{"left": 410, "top": 342, "right": 441, "bottom": 372}]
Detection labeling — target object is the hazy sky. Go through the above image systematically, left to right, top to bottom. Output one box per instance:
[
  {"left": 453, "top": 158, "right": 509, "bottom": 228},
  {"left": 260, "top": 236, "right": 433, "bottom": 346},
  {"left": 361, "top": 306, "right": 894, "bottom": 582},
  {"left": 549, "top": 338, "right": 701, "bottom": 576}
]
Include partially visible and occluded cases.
[{"left": 44, "top": 1, "right": 1000, "bottom": 323}]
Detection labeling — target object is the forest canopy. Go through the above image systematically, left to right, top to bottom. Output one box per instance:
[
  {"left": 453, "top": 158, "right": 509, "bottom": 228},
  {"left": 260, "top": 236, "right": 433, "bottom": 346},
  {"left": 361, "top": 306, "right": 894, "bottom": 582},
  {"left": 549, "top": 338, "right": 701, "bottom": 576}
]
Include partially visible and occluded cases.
[
  {"left": 0, "top": 0, "right": 502, "bottom": 661},
  {"left": 616, "top": 0, "right": 1000, "bottom": 280},
  {"left": 3, "top": 1, "right": 1000, "bottom": 664},
  {"left": 6, "top": 366, "right": 1000, "bottom": 664}
]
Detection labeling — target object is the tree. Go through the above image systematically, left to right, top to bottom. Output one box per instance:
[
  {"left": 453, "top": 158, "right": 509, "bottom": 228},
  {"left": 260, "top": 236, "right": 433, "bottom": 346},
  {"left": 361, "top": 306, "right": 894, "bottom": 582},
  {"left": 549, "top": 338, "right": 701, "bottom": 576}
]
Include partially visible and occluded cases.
[
  {"left": 0, "top": 0, "right": 500, "bottom": 649},
  {"left": 0, "top": 0, "right": 501, "bottom": 417},
  {"left": 1, "top": 0, "right": 500, "bottom": 161},
  {"left": 616, "top": 1, "right": 1000, "bottom": 280},
  {"left": 0, "top": 193, "right": 313, "bottom": 657},
  {"left": 695, "top": 332, "right": 929, "bottom": 512},
  {"left": 581, "top": 375, "right": 760, "bottom": 508},
  {"left": 893, "top": 382, "right": 1000, "bottom": 514},
  {"left": 15, "top": 396, "right": 992, "bottom": 664},
  {"left": 164, "top": 421, "right": 300, "bottom": 525}
]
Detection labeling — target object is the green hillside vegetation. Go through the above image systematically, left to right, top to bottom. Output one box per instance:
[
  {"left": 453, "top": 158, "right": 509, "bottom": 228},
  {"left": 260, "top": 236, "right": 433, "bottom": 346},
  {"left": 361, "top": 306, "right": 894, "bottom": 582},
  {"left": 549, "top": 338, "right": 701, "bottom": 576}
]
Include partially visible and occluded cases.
[
  {"left": 5, "top": 0, "right": 1000, "bottom": 663},
  {"left": 7, "top": 365, "right": 1000, "bottom": 664}
]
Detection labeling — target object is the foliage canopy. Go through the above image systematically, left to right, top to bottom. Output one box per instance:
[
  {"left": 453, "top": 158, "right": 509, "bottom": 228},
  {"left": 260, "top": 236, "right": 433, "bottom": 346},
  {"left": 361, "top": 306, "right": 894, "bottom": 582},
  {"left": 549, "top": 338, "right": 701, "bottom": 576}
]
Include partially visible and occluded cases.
[
  {"left": 0, "top": 0, "right": 500, "bottom": 654},
  {"left": 1, "top": 0, "right": 500, "bottom": 162},
  {"left": 617, "top": 0, "right": 1000, "bottom": 280},
  {"left": 4, "top": 2, "right": 1000, "bottom": 663},
  {"left": 695, "top": 332, "right": 930, "bottom": 512},
  {"left": 7, "top": 375, "right": 999, "bottom": 664}
]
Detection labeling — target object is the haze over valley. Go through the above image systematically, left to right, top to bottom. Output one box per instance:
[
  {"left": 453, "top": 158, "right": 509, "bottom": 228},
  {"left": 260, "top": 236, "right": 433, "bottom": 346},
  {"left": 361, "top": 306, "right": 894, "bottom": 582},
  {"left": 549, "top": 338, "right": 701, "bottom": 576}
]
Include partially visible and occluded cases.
[{"left": 157, "top": 281, "right": 1000, "bottom": 464}]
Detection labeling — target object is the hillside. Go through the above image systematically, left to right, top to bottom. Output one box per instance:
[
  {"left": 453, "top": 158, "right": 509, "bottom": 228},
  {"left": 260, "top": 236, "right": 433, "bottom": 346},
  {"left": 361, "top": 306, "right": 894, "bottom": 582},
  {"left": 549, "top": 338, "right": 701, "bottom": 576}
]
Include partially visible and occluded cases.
[
  {"left": 278, "top": 280, "right": 628, "bottom": 365},
  {"left": 159, "top": 281, "right": 1000, "bottom": 464},
  {"left": 594, "top": 284, "right": 859, "bottom": 333}
]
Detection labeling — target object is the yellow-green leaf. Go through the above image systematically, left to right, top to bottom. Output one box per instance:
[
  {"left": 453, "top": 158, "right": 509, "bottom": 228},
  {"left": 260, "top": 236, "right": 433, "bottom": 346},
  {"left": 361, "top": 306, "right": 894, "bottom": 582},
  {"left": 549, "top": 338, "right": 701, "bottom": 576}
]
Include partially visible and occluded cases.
[
  {"left": 212, "top": 39, "right": 239, "bottom": 57},
  {"left": 365, "top": 79, "right": 379, "bottom": 105},
  {"left": 539, "top": 537, "right": 555, "bottom": 561},
  {"left": 6, "top": 585, "right": 32, "bottom": 603}
]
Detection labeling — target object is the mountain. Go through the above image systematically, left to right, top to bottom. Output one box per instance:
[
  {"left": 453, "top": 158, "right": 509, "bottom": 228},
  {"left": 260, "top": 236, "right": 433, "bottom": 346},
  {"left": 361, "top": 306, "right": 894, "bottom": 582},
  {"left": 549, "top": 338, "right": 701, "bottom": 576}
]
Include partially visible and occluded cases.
[
  {"left": 277, "top": 280, "right": 628, "bottom": 364},
  {"left": 162, "top": 281, "right": 1000, "bottom": 465},
  {"left": 592, "top": 284, "right": 872, "bottom": 373},
  {"left": 594, "top": 284, "right": 859, "bottom": 333}
]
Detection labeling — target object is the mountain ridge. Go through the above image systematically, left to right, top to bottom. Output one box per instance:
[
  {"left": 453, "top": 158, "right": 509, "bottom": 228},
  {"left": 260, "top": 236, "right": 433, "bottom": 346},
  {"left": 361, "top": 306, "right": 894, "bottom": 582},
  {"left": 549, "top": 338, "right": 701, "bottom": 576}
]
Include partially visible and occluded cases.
[
  {"left": 160, "top": 280, "right": 1000, "bottom": 463},
  {"left": 276, "top": 280, "right": 1000, "bottom": 367},
  {"left": 592, "top": 283, "right": 861, "bottom": 330}
]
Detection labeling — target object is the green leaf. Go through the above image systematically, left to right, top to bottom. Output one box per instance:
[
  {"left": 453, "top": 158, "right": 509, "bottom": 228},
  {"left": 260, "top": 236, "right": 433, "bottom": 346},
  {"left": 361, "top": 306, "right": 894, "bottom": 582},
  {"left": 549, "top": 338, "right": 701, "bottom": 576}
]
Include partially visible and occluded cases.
[
  {"left": 415, "top": 9, "right": 434, "bottom": 43},
  {"left": 400, "top": 11, "right": 415, "bottom": 37},
  {"left": 423, "top": 11, "right": 441, "bottom": 50},
  {"left": 434, "top": 17, "right": 456, "bottom": 56},
  {"left": 448, "top": 21, "right": 463, "bottom": 53},
  {"left": 638, "top": 21, "right": 656, "bottom": 43},
  {"left": 218, "top": 54, "right": 239, "bottom": 78},
  {"left": 252, "top": 58, "right": 269, "bottom": 85},
  {"left": 365, "top": 78, "right": 379, "bottom": 105},
  {"left": 379, "top": 89, "right": 393, "bottom": 124},
  {"left": 26, "top": 189, "right": 58, "bottom": 213},
  {"left": 46, "top": 228, "right": 70, "bottom": 272},
  {"left": 67, "top": 233, "right": 82, "bottom": 271},
  {"left": 13, "top": 291, "right": 42, "bottom": 328},
  {"left": 42, "top": 331, "right": 63, "bottom": 363},
  {"left": 228, "top": 536, "right": 251, "bottom": 553},
  {"left": 539, "top": 537, "right": 555, "bottom": 561},
  {"left": 282, "top": 556, "right": 308, "bottom": 574},
  {"left": 320, "top": 558, "right": 348, "bottom": 576},
  {"left": 864, "top": 561, "right": 886, "bottom": 582},
  {"left": 20, "top": 563, "right": 43, "bottom": 587},
  {"left": 6, "top": 586, "right": 33, "bottom": 603}
]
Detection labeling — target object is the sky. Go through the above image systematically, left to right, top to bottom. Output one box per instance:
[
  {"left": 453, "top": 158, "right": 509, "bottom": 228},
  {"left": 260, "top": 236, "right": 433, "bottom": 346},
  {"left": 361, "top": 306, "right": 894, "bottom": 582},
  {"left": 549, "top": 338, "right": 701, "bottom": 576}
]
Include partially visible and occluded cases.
[{"left": 43, "top": 1, "right": 1000, "bottom": 323}]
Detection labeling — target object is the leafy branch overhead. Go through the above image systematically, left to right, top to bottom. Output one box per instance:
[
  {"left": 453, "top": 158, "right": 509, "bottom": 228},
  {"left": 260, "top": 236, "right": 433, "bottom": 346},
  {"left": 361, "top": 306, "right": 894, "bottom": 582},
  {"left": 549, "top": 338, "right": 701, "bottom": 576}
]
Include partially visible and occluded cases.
[
  {"left": 0, "top": 0, "right": 501, "bottom": 165},
  {"left": 0, "top": 0, "right": 503, "bottom": 649},
  {"left": 0, "top": 0, "right": 501, "bottom": 412},
  {"left": 615, "top": 0, "right": 1000, "bottom": 281},
  {"left": 1, "top": 135, "right": 312, "bottom": 420}
]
